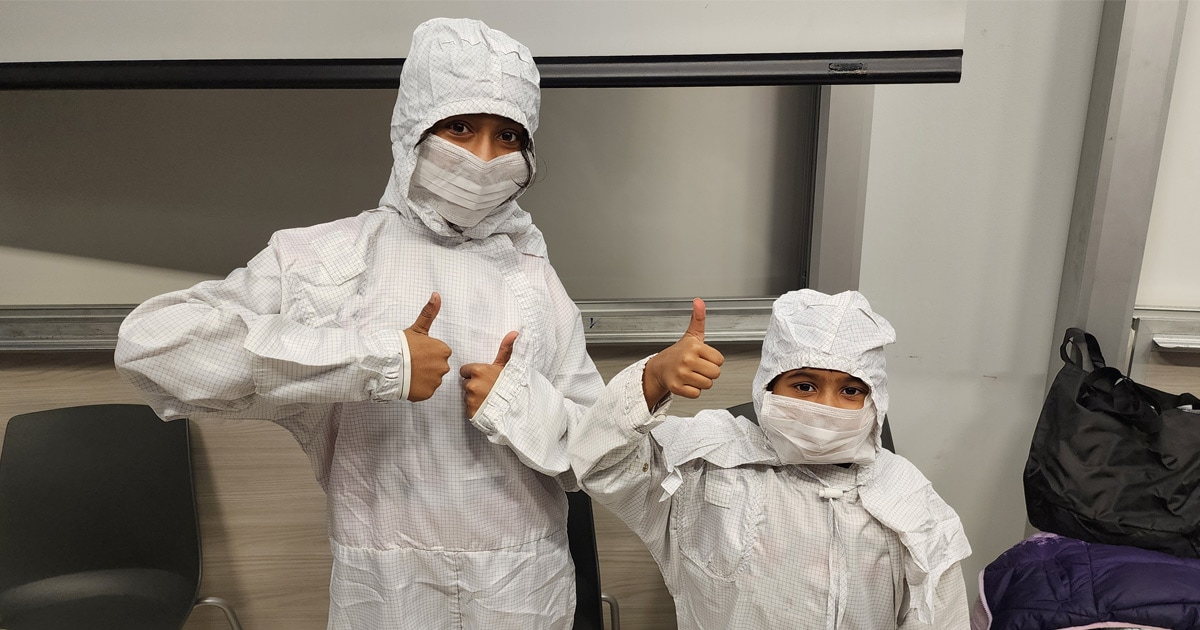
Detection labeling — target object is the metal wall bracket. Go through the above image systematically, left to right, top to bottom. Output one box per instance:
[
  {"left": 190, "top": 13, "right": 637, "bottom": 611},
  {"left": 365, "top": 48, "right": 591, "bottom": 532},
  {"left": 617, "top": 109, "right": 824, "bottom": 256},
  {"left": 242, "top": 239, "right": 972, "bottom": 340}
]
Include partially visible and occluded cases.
[
  {"left": 577, "top": 298, "right": 772, "bottom": 344},
  {"left": 0, "top": 299, "right": 772, "bottom": 351},
  {"left": 0, "top": 306, "right": 129, "bottom": 351},
  {"left": 1129, "top": 307, "right": 1200, "bottom": 378},
  {"left": 1152, "top": 335, "right": 1200, "bottom": 351}
]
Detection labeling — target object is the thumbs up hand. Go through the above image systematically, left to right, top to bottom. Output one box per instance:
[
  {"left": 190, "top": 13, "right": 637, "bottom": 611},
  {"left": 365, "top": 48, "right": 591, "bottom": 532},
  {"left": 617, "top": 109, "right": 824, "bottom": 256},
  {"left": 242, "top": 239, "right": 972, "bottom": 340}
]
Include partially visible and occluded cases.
[
  {"left": 403, "top": 292, "right": 453, "bottom": 402},
  {"left": 643, "top": 299, "right": 724, "bottom": 410},
  {"left": 460, "top": 331, "right": 519, "bottom": 418}
]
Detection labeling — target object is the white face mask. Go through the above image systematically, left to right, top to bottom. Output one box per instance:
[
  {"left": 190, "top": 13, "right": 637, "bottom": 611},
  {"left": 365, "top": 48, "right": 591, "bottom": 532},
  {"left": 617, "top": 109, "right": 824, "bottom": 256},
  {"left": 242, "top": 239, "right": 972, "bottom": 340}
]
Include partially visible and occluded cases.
[
  {"left": 410, "top": 134, "right": 529, "bottom": 228},
  {"left": 759, "top": 393, "right": 877, "bottom": 465}
]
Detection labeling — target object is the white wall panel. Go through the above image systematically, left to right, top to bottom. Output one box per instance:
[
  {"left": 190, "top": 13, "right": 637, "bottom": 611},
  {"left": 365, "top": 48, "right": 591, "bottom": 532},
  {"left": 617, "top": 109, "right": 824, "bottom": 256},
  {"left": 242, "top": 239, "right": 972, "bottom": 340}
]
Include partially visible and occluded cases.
[
  {"left": 0, "top": 1, "right": 964, "bottom": 62},
  {"left": 1137, "top": 6, "right": 1200, "bottom": 310}
]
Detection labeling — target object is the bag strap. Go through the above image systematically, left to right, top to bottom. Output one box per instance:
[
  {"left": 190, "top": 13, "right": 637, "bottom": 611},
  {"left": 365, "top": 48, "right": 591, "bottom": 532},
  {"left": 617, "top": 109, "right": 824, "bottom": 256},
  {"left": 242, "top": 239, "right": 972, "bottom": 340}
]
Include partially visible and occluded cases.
[
  {"left": 1060, "top": 327, "right": 1107, "bottom": 370},
  {"left": 1081, "top": 366, "right": 1164, "bottom": 429}
]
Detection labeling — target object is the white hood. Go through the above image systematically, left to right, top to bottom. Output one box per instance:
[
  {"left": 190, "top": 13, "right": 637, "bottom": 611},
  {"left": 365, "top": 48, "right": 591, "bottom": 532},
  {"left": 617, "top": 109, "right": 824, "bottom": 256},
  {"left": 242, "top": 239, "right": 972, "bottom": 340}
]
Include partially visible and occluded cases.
[
  {"left": 378, "top": 17, "right": 546, "bottom": 256},
  {"left": 751, "top": 289, "right": 897, "bottom": 451}
]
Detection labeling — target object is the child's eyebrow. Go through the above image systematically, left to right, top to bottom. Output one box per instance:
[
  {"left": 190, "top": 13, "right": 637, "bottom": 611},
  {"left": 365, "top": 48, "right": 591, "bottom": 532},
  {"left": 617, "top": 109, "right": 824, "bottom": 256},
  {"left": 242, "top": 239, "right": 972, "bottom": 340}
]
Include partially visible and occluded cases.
[
  {"left": 788, "top": 368, "right": 824, "bottom": 378},
  {"left": 843, "top": 376, "right": 870, "bottom": 390}
]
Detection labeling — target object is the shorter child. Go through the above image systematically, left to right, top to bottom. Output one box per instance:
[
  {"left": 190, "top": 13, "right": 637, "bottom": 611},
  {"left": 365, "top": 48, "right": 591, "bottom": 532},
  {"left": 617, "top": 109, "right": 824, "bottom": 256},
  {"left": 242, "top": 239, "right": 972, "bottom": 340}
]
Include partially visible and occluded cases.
[{"left": 571, "top": 289, "right": 971, "bottom": 629}]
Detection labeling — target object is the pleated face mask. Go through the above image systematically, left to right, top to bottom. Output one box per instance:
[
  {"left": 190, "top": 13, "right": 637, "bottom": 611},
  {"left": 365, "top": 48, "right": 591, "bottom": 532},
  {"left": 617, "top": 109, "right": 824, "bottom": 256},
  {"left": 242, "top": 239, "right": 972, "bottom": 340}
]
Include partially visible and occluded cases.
[
  {"left": 411, "top": 134, "right": 528, "bottom": 227},
  {"left": 759, "top": 394, "right": 877, "bottom": 465}
]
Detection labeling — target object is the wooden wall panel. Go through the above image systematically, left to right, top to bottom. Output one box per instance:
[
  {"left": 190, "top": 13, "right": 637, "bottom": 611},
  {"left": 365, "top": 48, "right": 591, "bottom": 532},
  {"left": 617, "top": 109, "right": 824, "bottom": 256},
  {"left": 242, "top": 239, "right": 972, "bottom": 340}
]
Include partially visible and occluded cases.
[
  {"left": 0, "top": 341, "right": 764, "bottom": 630},
  {"left": 1138, "top": 353, "right": 1200, "bottom": 395}
]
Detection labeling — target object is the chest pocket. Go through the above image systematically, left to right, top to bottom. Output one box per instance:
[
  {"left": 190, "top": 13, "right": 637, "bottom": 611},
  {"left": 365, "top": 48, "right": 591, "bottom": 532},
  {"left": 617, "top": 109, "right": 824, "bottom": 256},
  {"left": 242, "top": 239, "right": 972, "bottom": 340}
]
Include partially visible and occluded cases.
[
  {"left": 286, "top": 232, "right": 366, "bottom": 328},
  {"left": 670, "top": 463, "right": 765, "bottom": 580}
]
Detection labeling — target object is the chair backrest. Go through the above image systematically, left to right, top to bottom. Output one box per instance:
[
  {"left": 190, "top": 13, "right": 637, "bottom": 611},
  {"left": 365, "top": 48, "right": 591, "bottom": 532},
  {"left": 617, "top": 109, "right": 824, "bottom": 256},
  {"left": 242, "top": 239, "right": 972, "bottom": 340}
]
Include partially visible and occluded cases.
[
  {"left": 725, "top": 402, "right": 896, "bottom": 454},
  {"left": 0, "top": 404, "right": 201, "bottom": 595},
  {"left": 566, "top": 490, "right": 605, "bottom": 630}
]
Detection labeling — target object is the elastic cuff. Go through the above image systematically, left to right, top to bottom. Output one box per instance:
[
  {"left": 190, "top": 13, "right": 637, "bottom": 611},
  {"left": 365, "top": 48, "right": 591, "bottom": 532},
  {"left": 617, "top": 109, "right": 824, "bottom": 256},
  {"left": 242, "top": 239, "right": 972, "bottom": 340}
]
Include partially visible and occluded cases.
[
  {"left": 361, "top": 329, "right": 406, "bottom": 402},
  {"left": 397, "top": 330, "right": 412, "bottom": 403},
  {"left": 627, "top": 357, "right": 670, "bottom": 434},
  {"left": 472, "top": 358, "right": 526, "bottom": 434}
]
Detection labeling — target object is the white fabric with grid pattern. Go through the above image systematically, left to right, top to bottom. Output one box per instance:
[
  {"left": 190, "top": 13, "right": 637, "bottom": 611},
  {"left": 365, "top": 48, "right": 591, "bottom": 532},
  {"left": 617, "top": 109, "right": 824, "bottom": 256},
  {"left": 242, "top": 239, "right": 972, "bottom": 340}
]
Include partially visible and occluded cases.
[
  {"left": 116, "top": 17, "right": 603, "bottom": 629},
  {"left": 570, "top": 289, "right": 972, "bottom": 629}
]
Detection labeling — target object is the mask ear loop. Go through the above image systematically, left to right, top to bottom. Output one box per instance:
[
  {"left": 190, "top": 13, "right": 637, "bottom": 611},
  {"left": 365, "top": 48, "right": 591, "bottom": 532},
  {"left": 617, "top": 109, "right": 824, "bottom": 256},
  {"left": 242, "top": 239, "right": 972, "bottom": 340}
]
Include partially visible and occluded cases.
[
  {"left": 492, "top": 132, "right": 536, "bottom": 210},
  {"left": 517, "top": 133, "right": 536, "bottom": 189}
]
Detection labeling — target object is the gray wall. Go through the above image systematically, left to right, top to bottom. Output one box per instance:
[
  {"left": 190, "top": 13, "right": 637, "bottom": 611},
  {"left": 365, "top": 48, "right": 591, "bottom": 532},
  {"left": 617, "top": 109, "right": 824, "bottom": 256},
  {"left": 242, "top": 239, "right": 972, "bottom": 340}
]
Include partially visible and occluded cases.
[
  {"left": 858, "top": 0, "right": 1103, "bottom": 592},
  {"left": 0, "top": 86, "right": 814, "bottom": 303},
  {"left": 527, "top": 87, "right": 815, "bottom": 300}
]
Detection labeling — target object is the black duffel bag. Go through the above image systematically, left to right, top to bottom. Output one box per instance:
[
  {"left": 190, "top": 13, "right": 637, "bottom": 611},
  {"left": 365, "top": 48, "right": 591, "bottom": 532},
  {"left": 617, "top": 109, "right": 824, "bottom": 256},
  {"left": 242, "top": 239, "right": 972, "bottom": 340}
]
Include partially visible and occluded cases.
[{"left": 1024, "top": 327, "right": 1200, "bottom": 558}]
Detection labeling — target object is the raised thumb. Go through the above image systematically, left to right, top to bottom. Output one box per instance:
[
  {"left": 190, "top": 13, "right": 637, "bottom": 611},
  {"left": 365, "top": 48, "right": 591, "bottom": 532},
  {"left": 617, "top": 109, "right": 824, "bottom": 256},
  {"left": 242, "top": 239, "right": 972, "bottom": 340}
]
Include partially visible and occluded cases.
[
  {"left": 409, "top": 292, "right": 441, "bottom": 335},
  {"left": 684, "top": 298, "right": 706, "bottom": 341},
  {"left": 493, "top": 331, "right": 518, "bottom": 366}
]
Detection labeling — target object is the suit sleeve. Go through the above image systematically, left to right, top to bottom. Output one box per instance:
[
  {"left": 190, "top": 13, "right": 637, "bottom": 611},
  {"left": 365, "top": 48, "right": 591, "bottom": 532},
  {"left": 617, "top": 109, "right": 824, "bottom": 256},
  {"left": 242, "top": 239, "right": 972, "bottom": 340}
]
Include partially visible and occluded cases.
[
  {"left": 115, "top": 234, "right": 408, "bottom": 422},
  {"left": 469, "top": 262, "right": 604, "bottom": 486},
  {"left": 567, "top": 359, "right": 679, "bottom": 557},
  {"left": 899, "top": 562, "right": 971, "bottom": 630}
]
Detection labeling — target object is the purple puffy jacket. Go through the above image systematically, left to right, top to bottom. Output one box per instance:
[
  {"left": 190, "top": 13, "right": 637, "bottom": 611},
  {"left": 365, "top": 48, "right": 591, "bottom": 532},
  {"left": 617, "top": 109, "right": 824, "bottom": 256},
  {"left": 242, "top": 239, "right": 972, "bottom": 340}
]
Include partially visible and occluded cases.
[{"left": 975, "top": 533, "right": 1200, "bottom": 630}]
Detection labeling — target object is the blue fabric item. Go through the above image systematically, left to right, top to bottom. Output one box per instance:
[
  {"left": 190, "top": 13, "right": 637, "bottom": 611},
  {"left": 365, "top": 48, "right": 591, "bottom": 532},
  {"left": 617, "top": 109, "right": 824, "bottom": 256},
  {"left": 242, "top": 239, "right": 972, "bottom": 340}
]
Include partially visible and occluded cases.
[{"left": 981, "top": 533, "right": 1200, "bottom": 630}]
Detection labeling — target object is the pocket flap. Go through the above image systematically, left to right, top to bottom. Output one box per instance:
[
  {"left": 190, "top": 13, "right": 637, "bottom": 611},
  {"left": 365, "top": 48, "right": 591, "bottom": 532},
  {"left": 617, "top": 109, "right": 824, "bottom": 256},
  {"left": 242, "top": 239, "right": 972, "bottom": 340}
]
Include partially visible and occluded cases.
[{"left": 312, "top": 232, "right": 366, "bottom": 285}]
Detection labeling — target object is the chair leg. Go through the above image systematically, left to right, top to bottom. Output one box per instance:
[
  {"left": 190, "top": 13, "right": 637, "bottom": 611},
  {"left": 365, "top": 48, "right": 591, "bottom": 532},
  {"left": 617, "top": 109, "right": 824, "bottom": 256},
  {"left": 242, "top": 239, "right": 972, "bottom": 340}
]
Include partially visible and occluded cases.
[
  {"left": 601, "top": 592, "right": 620, "bottom": 630},
  {"left": 194, "top": 596, "right": 244, "bottom": 630}
]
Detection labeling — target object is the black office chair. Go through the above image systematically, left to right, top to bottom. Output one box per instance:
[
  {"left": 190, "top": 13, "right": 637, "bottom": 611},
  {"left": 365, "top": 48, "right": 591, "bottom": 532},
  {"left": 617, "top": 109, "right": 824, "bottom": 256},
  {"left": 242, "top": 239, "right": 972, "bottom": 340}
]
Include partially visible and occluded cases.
[
  {"left": 726, "top": 402, "right": 896, "bottom": 453},
  {"left": 0, "top": 404, "right": 242, "bottom": 630},
  {"left": 567, "top": 490, "right": 620, "bottom": 630}
]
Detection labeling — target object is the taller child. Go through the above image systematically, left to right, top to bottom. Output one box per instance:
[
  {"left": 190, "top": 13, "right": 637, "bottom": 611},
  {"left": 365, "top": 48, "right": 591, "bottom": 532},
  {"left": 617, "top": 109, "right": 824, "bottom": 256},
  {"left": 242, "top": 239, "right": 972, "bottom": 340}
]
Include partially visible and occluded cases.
[{"left": 116, "top": 18, "right": 603, "bottom": 629}]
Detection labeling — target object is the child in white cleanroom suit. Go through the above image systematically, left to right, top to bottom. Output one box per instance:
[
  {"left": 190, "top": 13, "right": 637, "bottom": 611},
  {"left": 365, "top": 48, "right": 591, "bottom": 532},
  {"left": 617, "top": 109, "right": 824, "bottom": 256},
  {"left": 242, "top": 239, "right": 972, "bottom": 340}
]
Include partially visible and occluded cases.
[
  {"left": 115, "top": 18, "right": 603, "bottom": 630},
  {"left": 569, "top": 289, "right": 972, "bottom": 629}
]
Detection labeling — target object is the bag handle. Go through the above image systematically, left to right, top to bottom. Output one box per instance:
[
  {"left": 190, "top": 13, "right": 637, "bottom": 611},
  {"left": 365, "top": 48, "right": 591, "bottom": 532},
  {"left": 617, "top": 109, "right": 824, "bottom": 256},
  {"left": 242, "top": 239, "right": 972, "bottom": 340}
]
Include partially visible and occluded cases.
[
  {"left": 1060, "top": 327, "right": 1107, "bottom": 370},
  {"left": 1080, "top": 367, "right": 1164, "bottom": 432}
]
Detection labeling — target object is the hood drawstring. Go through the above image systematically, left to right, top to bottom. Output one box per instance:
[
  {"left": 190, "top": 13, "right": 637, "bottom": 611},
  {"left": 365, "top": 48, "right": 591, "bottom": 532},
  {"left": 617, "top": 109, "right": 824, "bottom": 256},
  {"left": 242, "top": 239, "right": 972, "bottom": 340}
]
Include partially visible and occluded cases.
[{"left": 802, "top": 466, "right": 854, "bottom": 630}]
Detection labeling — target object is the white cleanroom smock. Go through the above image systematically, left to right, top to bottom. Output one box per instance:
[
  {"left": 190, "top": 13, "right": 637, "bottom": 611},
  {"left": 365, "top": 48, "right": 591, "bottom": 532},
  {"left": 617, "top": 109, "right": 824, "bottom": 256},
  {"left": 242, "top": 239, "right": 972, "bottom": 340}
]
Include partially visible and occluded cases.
[
  {"left": 115, "top": 18, "right": 603, "bottom": 630},
  {"left": 569, "top": 289, "right": 972, "bottom": 629}
]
